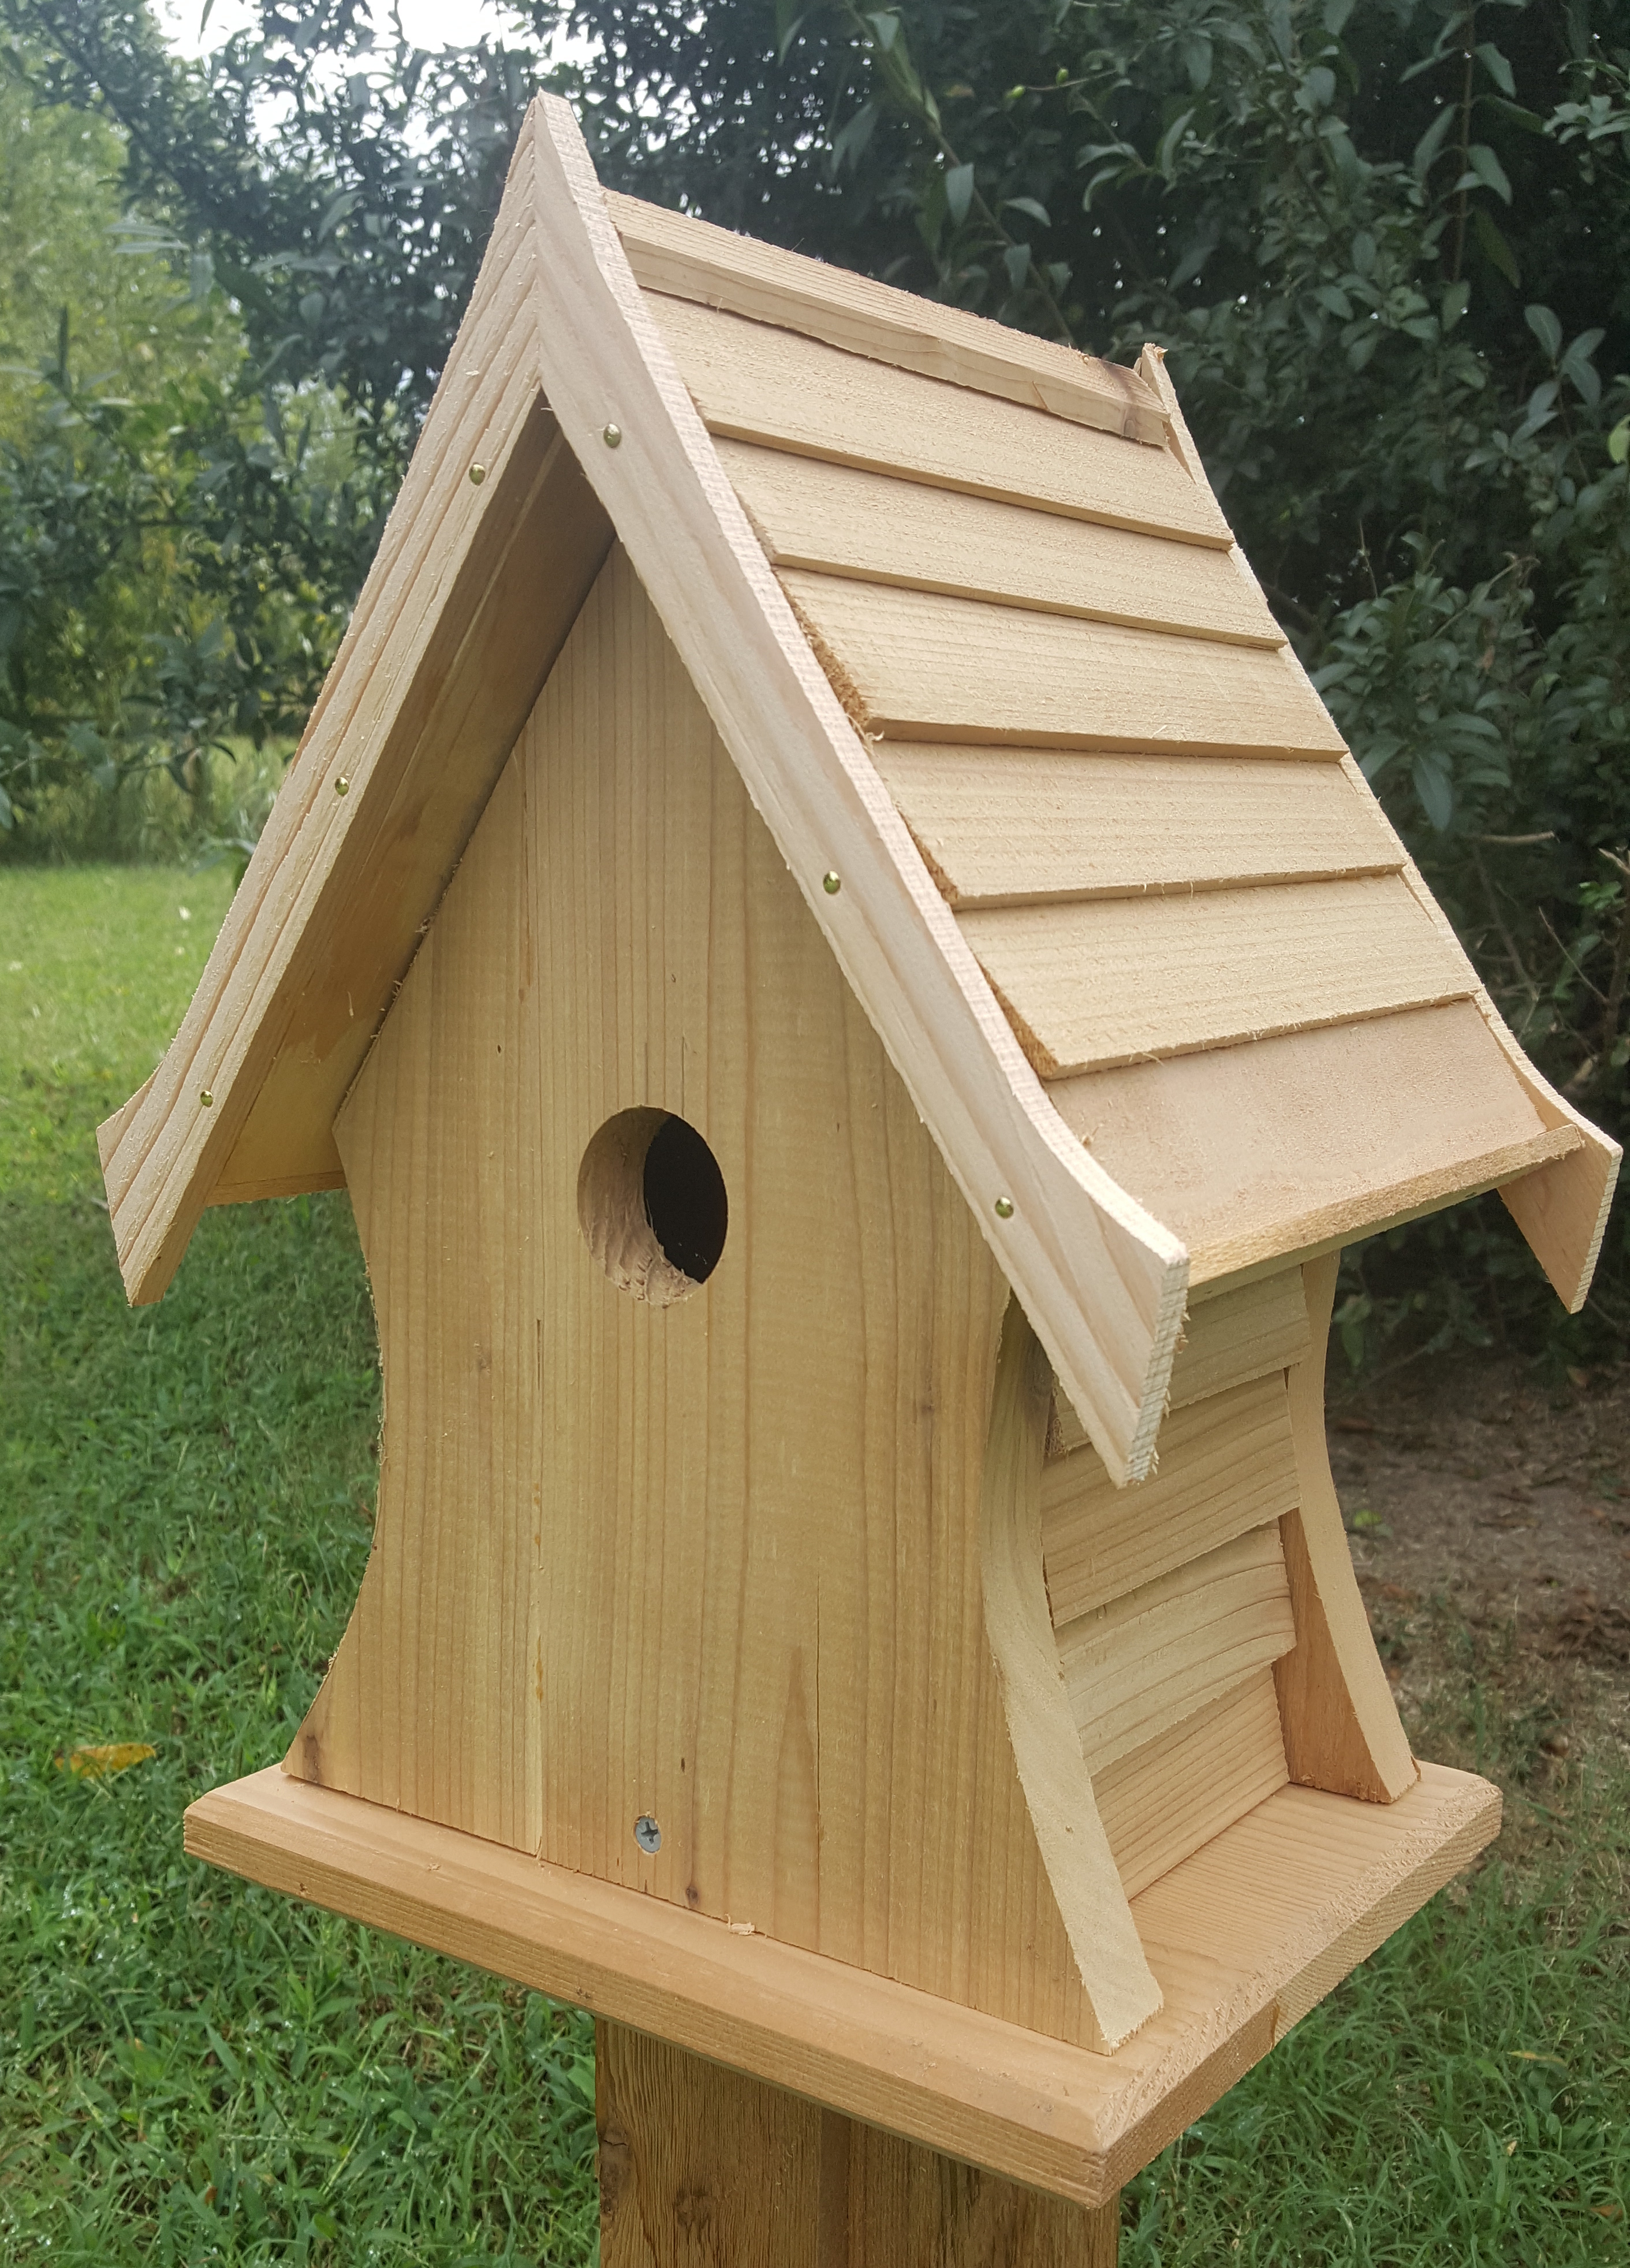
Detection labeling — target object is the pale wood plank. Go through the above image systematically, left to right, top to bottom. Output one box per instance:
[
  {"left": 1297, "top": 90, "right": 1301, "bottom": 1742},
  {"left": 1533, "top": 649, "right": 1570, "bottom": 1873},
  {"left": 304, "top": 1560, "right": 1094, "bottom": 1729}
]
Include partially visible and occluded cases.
[
  {"left": 524, "top": 100, "right": 1188, "bottom": 1485},
  {"left": 610, "top": 186, "right": 1168, "bottom": 446},
  {"left": 649, "top": 293, "right": 1229, "bottom": 549},
  {"left": 1132, "top": 348, "right": 1619, "bottom": 1319},
  {"left": 719, "top": 441, "right": 1280, "bottom": 647},
  {"left": 296, "top": 549, "right": 1107, "bottom": 2046},
  {"left": 782, "top": 572, "right": 1345, "bottom": 756},
  {"left": 875, "top": 747, "right": 1399, "bottom": 909},
  {"left": 961, "top": 874, "right": 1469, "bottom": 1081},
  {"left": 1050, "top": 1000, "right": 1581, "bottom": 1283},
  {"left": 1274, "top": 1257, "right": 1416, "bottom": 1803},
  {"left": 1049, "top": 1266, "right": 1310, "bottom": 1458},
  {"left": 1177, "top": 1267, "right": 1312, "bottom": 1389},
  {"left": 979, "top": 1303, "right": 1159, "bottom": 2050},
  {"left": 1042, "top": 1374, "right": 1299, "bottom": 1626},
  {"left": 1057, "top": 1524, "right": 1297, "bottom": 1775},
  {"left": 1094, "top": 1670, "right": 1288, "bottom": 1901},
  {"left": 184, "top": 1757, "right": 1500, "bottom": 2200},
  {"left": 597, "top": 2020, "right": 1120, "bottom": 2268}
]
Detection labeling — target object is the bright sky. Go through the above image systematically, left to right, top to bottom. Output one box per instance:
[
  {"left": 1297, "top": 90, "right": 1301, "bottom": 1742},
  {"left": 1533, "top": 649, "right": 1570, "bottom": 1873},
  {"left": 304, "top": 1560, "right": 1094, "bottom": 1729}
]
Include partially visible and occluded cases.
[{"left": 158, "top": 1, "right": 514, "bottom": 56}]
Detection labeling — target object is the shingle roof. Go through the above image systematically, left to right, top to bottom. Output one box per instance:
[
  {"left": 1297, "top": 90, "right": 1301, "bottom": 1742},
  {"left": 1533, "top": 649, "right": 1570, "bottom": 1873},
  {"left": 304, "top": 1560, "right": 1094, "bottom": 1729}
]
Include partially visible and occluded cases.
[{"left": 99, "top": 97, "right": 1618, "bottom": 1484}]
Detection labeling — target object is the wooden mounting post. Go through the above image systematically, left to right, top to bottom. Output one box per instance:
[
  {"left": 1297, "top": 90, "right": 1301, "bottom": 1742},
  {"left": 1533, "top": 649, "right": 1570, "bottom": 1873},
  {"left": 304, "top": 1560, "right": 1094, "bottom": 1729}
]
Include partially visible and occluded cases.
[{"left": 595, "top": 2021, "right": 1120, "bottom": 2268}]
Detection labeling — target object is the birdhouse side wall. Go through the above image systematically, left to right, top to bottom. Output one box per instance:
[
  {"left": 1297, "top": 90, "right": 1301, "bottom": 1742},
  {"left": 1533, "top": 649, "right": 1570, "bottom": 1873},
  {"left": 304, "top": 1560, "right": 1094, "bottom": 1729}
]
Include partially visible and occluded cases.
[{"left": 288, "top": 543, "right": 1113, "bottom": 2046}]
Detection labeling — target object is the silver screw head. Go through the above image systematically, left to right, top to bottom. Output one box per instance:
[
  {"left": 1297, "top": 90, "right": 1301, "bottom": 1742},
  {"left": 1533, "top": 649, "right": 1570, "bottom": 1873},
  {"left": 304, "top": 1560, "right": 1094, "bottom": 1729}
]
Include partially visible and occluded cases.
[
  {"left": 603, "top": 422, "right": 623, "bottom": 448},
  {"left": 468, "top": 461, "right": 486, "bottom": 485},
  {"left": 334, "top": 774, "right": 350, "bottom": 796},
  {"left": 822, "top": 870, "right": 842, "bottom": 895},
  {"left": 994, "top": 1196, "right": 1015, "bottom": 1219},
  {"left": 633, "top": 1814, "right": 661, "bottom": 1854}
]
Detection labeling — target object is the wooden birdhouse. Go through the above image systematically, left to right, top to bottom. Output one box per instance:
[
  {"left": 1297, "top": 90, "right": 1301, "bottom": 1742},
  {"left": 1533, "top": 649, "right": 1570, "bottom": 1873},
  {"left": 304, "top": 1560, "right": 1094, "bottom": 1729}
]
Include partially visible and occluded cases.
[{"left": 100, "top": 98, "right": 1619, "bottom": 2261}]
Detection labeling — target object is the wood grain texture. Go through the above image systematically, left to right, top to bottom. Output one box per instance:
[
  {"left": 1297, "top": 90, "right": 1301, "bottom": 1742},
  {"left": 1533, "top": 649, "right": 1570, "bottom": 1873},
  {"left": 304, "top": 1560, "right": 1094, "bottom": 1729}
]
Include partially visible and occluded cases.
[
  {"left": 98, "top": 98, "right": 1189, "bottom": 1483},
  {"left": 523, "top": 99, "right": 1189, "bottom": 1486},
  {"left": 98, "top": 142, "right": 575, "bottom": 1298},
  {"left": 609, "top": 187, "right": 1167, "bottom": 448},
  {"left": 648, "top": 294, "right": 1228, "bottom": 548},
  {"left": 1129, "top": 348, "right": 1619, "bottom": 1317},
  {"left": 719, "top": 441, "right": 1280, "bottom": 647},
  {"left": 294, "top": 548, "right": 1106, "bottom": 2044},
  {"left": 782, "top": 572, "right": 1346, "bottom": 757},
  {"left": 874, "top": 747, "right": 1399, "bottom": 910},
  {"left": 1374, "top": 777, "right": 1622, "bottom": 1315},
  {"left": 962, "top": 876, "right": 1469, "bottom": 1081},
  {"left": 1051, "top": 1001, "right": 1580, "bottom": 1282},
  {"left": 1274, "top": 1257, "right": 1416, "bottom": 1803},
  {"left": 1049, "top": 1268, "right": 1310, "bottom": 1457},
  {"left": 979, "top": 1303, "right": 1161, "bottom": 2051},
  {"left": 1042, "top": 1375, "right": 1299, "bottom": 1626},
  {"left": 1056, "top": 1524, "right": 1297, "bottom": 1775},
  {"left": 1094, "top": 1670, "right": 1288, "bottom": 1901},
  {"left": 186, "top": 1757, "right": 1500, "bottom": 2202},
  {"left": 596, "top": 2020, "right": 1120, "bottom": 2268}
]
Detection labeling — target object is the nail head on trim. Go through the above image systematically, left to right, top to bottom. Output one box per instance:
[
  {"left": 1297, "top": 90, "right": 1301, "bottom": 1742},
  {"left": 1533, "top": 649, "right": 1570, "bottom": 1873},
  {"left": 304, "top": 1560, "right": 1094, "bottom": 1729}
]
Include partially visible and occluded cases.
[
  {"left": 603, "top": 422, "right": 622, "bottom": 448},
  {"left": 468, "top": 462, "right": 486, "bottom": 485},
  {"left": 822, "top": 870, "right": 842, "bottom": 895},
  {"left": 199, "top": 1089, "right": 214, "bottom": 1109},
  {"left": 994, "top": 1196, "right": 1015, "bottom": 1219}
]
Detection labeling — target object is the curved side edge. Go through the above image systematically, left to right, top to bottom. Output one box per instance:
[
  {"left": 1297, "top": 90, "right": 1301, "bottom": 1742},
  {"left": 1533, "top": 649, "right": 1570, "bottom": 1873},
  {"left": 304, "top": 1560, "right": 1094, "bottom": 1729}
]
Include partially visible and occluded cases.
[
  {"left": 531, "top": 96, "right": 1188, "bottom": 1484},
  {"left": 1273, "top": 1254, "right": 1416, "bottom": 1803},
  {"left": 980, "top": 1298, "right": 1163, "bottom": 2051}
]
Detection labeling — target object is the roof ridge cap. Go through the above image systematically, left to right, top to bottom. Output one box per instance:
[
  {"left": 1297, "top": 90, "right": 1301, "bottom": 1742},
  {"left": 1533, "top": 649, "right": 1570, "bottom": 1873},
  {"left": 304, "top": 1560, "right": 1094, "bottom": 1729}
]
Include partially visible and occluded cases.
[{"left": 605, "top": 187, "right": 1169, "bottom": 448}]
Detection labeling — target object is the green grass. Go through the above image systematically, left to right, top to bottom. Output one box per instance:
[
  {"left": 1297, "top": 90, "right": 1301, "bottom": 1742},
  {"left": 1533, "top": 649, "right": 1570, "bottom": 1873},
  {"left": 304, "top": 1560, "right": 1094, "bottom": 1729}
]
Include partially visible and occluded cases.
[{"left": 2, "top": 866, "right": 1627, "bottom": 2263}]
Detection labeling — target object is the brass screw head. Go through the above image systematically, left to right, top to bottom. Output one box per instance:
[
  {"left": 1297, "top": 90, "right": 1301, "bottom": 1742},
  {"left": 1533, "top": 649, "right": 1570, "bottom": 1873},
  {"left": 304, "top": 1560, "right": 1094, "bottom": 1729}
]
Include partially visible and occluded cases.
[
  {"left": 603, "top": 422, "right": 622, "bottom": 448},
  {"left": 468, "top": 462, "right": 486, "bottom": 485},
  {"left": 334, "top": 775, "right": 350, "bottom": 796},
  {"left": 822, "top": 870, "right": 841, "bottom": 895},
  {"left": 199, "top": 1089, "right": 214, "bottom": 1109},
  {"left": 994, "top": 1196, "right": 1014, "bottom": 1219}
]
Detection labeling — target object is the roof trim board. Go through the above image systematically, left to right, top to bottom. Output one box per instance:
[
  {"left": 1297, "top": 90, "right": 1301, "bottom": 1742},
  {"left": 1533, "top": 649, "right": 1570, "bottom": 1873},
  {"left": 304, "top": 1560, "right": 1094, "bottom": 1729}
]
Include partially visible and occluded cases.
[{"left": 607, "top": 189, "right": 1171, "bottom": 446}]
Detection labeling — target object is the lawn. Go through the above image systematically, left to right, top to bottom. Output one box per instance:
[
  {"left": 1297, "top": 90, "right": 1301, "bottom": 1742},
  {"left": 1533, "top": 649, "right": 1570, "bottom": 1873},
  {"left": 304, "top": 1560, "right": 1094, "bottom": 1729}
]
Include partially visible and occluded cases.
[{"left": 2, "top": 866, "right": 1626, "bottom": 2264}]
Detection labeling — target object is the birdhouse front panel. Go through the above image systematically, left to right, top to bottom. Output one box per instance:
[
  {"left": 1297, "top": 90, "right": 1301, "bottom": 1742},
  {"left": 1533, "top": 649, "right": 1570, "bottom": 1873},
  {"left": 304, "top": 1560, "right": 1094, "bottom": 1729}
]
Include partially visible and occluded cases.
[{"left": 290, "top": 540, "right": 1148, "bottom": 2047}]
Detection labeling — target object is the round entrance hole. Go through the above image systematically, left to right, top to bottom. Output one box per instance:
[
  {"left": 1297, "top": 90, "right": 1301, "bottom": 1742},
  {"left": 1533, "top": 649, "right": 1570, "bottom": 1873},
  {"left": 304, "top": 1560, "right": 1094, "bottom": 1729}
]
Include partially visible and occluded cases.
[{"left": 577, "top": 1108, "right": 729, "bottom": 1307}]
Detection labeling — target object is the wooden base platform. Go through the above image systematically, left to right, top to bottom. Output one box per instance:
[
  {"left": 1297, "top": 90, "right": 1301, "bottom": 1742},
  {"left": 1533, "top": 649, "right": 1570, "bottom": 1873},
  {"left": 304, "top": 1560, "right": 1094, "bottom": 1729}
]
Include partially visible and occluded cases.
[{"left": 185, "top": 1760, "right": 1498, "bottom": 2208}]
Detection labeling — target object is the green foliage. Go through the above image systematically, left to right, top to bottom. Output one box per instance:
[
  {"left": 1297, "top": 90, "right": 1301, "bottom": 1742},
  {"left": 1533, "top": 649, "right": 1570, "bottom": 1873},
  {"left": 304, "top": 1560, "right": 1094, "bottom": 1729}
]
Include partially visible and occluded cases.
[{"left": 0, "top": 46, "right": 385, "bottom": 848}]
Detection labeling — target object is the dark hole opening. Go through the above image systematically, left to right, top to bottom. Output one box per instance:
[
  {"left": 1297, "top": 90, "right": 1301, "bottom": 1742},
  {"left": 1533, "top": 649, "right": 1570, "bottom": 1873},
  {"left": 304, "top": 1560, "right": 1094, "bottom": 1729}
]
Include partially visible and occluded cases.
[{"left": 643, "top": 1115, "right": 729, "bottom": 1286}]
